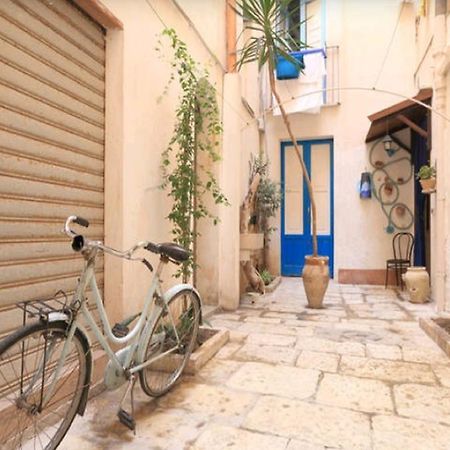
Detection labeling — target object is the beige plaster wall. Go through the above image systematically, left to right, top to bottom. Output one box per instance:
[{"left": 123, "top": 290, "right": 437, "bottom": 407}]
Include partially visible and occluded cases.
[
  {"left": 98, "top": 0, "right": 425, "bottom": 315},
  {"left": 101, "top": 0, "right": 233, "bottom": 316},
  {"left": 174, "top": 0, "right": 227, "bottom": 70},
  {"left": 263, "top": 0, "right": 417, "bottom": 278},
  {"left": 414, "top": 0, "right": 435, "bottom": 89},
  {"left": 413, "top": 1, "right": 450, "bottom": 310}
]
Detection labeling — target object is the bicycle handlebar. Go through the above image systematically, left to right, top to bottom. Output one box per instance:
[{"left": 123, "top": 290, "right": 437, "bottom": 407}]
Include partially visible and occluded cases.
[
  {"left": 64, "top": 215, "right": 88, "bottom": 238},
  {"left": 64, "top": 216, "right": 152, "bottom": 260},
  {"left": 74, "top": 216, "right": 89, "bottom": 228}
]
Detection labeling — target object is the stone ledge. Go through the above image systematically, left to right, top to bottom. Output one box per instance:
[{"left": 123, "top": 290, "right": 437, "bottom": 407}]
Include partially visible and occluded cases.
[
  {"left": 338, "top": 269, "right": 398, "bottom": 285},
  {"left": 264, "top": 276, "right": 282, "bottom": 293},
  {"left": 202, "top": 305, "right": 220, "bottom": 319},
  {"left": 419, "top": 317, "right": 450, "bottom": 358},
  {"left": 184, "top": 327, "right": 229, "bottom": 374}
]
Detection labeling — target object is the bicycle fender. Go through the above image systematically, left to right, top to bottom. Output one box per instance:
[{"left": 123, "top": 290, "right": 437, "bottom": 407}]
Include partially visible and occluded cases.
[
  {"left": 163, "top": 283, "right": 202, "bottom": 310},
  {"left": 164, "top": 284, "right": 203, "bottom": 325},
  {"left": 47, "top": 312, "right": 71, "bottom": 322},
  {"left": 46, "top": 313, "right": 93, "bottom": 350},
  {"left": 74, "top": 326, "right": 92, "bottom": 416}
]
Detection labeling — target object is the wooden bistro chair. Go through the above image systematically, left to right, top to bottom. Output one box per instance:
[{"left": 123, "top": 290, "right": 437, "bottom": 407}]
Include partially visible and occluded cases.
[{"left": 385, "top": 232, "right": 414, "bottom": 289}]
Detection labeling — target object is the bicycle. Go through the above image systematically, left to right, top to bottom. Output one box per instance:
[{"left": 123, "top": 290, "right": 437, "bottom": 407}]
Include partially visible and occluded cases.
[{"left": 0, "top": 215, "right": 202, "bottom": 449}]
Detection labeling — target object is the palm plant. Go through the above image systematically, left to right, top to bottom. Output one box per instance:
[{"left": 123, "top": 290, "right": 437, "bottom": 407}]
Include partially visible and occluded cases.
[{"left": 234, "top": 0, "right": 319, "bottom": 257}]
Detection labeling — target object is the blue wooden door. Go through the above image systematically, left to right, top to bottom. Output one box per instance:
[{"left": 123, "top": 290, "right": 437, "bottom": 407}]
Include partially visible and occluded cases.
[{"left": 281, "top": 139, "right": 334, "bottom": 276}]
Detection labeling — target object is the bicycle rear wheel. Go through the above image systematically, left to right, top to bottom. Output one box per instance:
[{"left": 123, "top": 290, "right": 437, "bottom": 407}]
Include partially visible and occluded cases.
[
  {"left": 139, "top": 289, "right": 201, "bottom": 397},
  {"left": 0, "top": 321, "right": 89, "bottom": 450}
]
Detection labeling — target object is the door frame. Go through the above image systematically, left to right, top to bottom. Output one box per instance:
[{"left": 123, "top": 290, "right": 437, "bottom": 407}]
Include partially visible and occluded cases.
[{"left": 280, "top": 138, "right": 334, "bottom": 276}]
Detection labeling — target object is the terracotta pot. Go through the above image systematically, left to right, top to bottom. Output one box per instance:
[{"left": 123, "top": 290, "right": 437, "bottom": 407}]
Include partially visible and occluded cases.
[
  {"left": 419, "top": 177, "right": 436, "bottom": 193},
  {"left": 384, "top": 182, "right": 393, "bottom": 196},
  {"left": 302, "top": 256, "right": 329, "bottom": 309},
  {"left": 402, "top": 267, "right": 430, "bottom": 304}
]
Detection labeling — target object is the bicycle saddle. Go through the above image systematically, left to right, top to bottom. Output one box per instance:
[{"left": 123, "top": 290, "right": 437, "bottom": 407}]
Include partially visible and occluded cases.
[{"left": 145, "top": 242, "right": 190, "bottom": 262}]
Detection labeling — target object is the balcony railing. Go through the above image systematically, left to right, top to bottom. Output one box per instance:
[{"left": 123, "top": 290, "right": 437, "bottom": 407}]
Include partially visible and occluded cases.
[
  {"left": 266, "top": 45, "right": 340, "bottom": 115},
  {"left": 324, "top": 45, "right": 340, "bottom": 106}
]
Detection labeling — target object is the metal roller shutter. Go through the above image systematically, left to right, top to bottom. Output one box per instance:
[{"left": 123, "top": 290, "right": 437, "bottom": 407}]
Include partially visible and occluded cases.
[{"left": 0, "top": 0, "right": 105, "bottom": 341}]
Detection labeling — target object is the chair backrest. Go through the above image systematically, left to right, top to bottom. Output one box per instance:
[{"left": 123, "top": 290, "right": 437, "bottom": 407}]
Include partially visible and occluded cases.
[{"left": 392, "top": 232, "right": 414, "bottom": 262}]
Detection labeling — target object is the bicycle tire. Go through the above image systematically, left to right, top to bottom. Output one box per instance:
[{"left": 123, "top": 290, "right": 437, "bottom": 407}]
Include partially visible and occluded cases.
[
  {"left": 139, "top": 289, "right": 201, "bottom": 397},
  {"left": 0, "top": 320, "right": 89, "bottom": 450}
]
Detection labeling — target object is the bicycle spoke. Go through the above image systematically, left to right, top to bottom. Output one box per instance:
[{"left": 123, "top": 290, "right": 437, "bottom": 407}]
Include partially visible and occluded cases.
[
  {"left": 140, "top": 291, "right": 200, "bottom": 397},
  {"left": 0, "top": 324, "right": 87, "bottom": 449},
  {"left": 0, "top": 368, "right": 21, "bottom": 405},
  {"left": 46, "top": 388, "right": 82, "bottom": 410},
  {"left": 42, "top": 411, "right": 65, "bottom": 427},
  {"left": 33, "top": 416, "right": 38, "bottom": 450},
  {"left": 33, "top": 418, "right": 53, "bottom": 447},
  {"left": 35, "top": 422, "right": 45, "bottom": 450}
]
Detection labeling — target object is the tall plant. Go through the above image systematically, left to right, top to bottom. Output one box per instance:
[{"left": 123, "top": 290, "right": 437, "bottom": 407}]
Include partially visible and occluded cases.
[
  {"left": 234, "top": 0, "right": 319, "bottom": 257},
  {"left": 160, "top": 29, "right": 228, "bottom": 281},
  {"left": 250, "top": 155, "right": 282, "bottom": 235}
]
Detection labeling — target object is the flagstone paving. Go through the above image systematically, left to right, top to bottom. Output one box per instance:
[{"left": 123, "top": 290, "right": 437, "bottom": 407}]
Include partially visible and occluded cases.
[{"left": 62, "top": 279, "right": 450, "bottom": 449}]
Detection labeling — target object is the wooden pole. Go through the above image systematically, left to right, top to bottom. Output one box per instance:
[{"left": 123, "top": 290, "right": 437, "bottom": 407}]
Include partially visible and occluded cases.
[{"left": 268, "top": 64, "right": 318, "bottom": 257}]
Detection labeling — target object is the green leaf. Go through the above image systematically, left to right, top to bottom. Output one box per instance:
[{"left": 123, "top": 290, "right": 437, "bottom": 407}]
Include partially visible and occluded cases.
[{"left": 159, "top": 28, "right": 229, "bottom": 280}]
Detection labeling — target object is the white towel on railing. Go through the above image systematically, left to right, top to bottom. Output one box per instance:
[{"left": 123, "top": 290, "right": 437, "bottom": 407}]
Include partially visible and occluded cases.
[{"left": 273, "top": 51, "right": 326, "bottom": 115}]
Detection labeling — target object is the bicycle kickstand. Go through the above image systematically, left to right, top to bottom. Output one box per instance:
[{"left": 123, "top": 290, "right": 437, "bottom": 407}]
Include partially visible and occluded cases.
[{"left": 117, "top": 374, "right": 137, "bottom": 434}]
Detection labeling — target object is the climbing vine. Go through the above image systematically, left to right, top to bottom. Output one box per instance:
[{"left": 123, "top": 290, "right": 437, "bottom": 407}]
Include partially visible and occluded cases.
[{"left": 159, "top": 28, "right": 228, "bottom": 281}]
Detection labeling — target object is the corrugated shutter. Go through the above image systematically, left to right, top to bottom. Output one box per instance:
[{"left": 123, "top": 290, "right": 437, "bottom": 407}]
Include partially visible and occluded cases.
[{"left": 0, "top": 0, "right": 105, "bottom": 340}]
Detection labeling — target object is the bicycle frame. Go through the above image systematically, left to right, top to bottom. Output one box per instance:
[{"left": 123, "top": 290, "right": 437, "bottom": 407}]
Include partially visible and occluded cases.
[{"left": 41, "top": 247, "right": 185, "bottom": 406}]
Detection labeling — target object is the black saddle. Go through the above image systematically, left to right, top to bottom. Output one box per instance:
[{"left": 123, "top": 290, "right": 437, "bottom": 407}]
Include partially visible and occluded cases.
[{"left": 145, "top": 242, "right": 190, "bottom": 262}]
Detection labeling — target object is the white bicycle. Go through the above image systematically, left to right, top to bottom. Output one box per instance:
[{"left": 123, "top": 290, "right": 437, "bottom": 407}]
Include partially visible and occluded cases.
[{"left": 0, "top": 215, "right": 202, "bottom": 449}]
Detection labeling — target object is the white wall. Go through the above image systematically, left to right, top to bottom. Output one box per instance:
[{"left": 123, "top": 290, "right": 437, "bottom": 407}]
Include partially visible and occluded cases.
[
  {"left": 97, "top": 0, "right": 425, "bottom": 317},
  {"left": 101, "top": 0, "right": 232, "bottom": 317},
  {"left": 174, "top": 0, "right": 227, "bottom": 70},
  {"left": 264, "top": 0, "right": 417, "bottom": 278},
  {"left": 413, "top": 0, "right": 450, "bottom": 310}
]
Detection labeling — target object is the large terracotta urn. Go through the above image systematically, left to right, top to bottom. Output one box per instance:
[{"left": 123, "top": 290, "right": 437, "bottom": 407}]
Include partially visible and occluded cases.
[
  {"left": 302, "top": 255, "right": 329, "bottom": 309},
  {"left": 402, "top": 267, "right": 430, "bottom": 303}
]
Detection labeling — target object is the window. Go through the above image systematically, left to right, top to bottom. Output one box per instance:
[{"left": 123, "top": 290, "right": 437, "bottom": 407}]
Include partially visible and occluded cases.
[
  {"left": 281, "top": 0, "right": 323, "bottom": 49},
  {"left": 281, "top": 0, "right": 307, "bottom": 48}
]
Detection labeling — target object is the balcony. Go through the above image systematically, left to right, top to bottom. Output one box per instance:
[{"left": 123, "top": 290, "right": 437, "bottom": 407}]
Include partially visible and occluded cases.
[{"left": 267, "top": 45, "right": 340, "bottom": 115}]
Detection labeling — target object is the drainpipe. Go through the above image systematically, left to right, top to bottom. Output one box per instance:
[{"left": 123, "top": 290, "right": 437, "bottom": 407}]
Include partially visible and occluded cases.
[
  {"left": 219, "top": 0, "right": 241, "bottom": 310},
  {"left": 432, "top": 0, "right": 449, "bottom": 311}
]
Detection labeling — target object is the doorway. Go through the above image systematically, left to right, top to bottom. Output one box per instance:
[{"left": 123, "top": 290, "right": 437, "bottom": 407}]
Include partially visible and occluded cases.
[{"left": 281, "top": 139, "right": 334, "bottom": 276}]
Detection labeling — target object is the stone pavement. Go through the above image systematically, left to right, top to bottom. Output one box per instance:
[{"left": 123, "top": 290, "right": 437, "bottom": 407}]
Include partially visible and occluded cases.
[{"left": 62, "top": 279, "right": 450, "bottom": 450}]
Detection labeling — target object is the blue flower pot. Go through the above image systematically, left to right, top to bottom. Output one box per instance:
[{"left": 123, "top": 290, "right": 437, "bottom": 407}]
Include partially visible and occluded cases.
[{"left": 276, "top": 52, "right": 305, "bottom": 80}]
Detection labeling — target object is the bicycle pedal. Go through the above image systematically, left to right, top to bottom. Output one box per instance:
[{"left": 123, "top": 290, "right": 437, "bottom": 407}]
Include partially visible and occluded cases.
[
  {"left": 112, "top": 323, "right": 129, "bottom": 338},
  {"left": 117, "top": 408, "right": 136, "bottom": 432}
]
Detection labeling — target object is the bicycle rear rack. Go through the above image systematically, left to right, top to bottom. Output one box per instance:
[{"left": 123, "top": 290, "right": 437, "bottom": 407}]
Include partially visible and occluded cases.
[{"left": 16, "top": 291, "right": 70, "bottom": 326}]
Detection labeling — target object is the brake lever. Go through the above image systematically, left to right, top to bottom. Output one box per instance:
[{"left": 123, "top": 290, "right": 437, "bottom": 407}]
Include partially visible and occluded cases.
[{"left": 142, "top": 259, "right": 154, "bottom": 272}]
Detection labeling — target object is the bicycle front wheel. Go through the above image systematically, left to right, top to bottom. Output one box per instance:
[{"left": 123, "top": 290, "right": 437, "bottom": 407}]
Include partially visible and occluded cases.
[
  {"left": 139, "top": 289, "right": 201, "bottom": 397},
  {"left": 0, "top": 321, "right": 89, "bottom": 450}
]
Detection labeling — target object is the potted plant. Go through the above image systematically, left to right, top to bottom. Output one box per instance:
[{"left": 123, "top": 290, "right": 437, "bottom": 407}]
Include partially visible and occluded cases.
[
  {"left": 234, "top": 0, "right": 329, "bottom": 308},
  {"left": 276, "top": 51, "right": 305, "bottom": 80},
  {"left": 240, "top": 155, "right": 282, "bottom": 293},
  {"left": 416, "top": 164, "right": 436, "bottom": 193}
]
